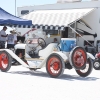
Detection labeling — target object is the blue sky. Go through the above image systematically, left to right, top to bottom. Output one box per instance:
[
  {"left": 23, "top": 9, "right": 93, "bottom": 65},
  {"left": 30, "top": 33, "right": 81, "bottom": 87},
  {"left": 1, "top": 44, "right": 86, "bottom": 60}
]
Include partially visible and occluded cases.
[{"left": 1, "top": 0, "right": 89, "bottom": 15}]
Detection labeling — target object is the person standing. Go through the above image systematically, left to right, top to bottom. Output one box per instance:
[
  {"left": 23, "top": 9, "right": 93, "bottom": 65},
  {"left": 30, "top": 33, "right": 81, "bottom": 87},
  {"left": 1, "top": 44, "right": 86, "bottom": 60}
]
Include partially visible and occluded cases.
[
  {"left": 0, "top": 26, "right": 8, "bottom": 49},
  {"left": 7, "top": 30, "right": 17, "bottom": 49}
]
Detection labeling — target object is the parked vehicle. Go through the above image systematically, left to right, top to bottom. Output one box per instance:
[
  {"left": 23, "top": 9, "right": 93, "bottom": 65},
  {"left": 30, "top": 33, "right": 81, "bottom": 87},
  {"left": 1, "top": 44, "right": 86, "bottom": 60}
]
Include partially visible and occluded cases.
[
  {"left": 17, "top": 1, "right": 100, "bottom": 48},
  {"left": 0, "top": 30, "right": 95, "bottom": 78},
  {"left": 93, "top": 52, "right": 100, "bottom": 70}
]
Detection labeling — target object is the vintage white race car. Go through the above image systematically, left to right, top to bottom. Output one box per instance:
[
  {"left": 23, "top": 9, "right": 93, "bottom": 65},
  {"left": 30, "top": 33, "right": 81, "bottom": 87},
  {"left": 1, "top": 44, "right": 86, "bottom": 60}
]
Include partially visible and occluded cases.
[{"left": 0, "top": 33, "right": 95, "bottom": 78}]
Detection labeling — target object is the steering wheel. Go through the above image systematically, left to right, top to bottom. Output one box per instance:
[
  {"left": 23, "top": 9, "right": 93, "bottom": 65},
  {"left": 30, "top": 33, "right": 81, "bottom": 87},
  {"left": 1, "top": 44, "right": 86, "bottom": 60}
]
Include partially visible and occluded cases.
[{"left": 38, "top": 38, "right": 46, "bottom": 48}]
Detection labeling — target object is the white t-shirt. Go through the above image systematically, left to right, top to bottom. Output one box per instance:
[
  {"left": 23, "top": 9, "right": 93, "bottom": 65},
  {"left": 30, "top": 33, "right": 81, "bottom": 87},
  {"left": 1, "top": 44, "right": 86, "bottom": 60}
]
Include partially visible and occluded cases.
[
  {"left": 0, "top": 30, "right": 7, "bottom": 41},
  {"left": 7, "top": 34, "right": 17, "bottom": 44}
]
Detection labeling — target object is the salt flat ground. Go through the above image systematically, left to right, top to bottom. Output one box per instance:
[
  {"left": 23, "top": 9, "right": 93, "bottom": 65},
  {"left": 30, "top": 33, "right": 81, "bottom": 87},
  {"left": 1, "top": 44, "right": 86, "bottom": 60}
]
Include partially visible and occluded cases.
[{"left": 0, "top": 65, "right": 100, "bottom": 100}]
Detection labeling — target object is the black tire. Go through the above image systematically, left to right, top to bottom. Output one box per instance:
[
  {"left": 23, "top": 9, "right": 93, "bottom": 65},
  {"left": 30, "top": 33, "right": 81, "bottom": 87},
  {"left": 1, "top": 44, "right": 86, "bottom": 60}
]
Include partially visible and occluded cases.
[
  {"left": 71, "top": 47, "right": 87, "bottom": 70},
  {"left": 0, "top": 51, "right": 12, "bottom": 72},
  {"left": 46, "top": 53, "right": 65, "bottom": 78},
  {"left": 75, "top": 58, "right": 93, "bottom": 77},
  {"left": 93, "top": 59, "right": 100, "bottom": 70}
]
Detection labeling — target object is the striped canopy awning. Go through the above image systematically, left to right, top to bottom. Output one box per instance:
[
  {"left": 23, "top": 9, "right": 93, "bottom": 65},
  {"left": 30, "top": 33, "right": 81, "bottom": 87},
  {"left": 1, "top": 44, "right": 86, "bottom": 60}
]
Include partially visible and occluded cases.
[{"left": 22, "top": 8, "right": 95, "bottom": 30}]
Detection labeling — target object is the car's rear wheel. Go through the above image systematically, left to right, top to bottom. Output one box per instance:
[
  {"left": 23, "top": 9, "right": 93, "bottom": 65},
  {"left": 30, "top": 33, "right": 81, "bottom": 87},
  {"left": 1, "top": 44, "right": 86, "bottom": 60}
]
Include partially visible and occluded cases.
[
  {"left": 0, "top": 51, "right": 12, "bottom": 72},
  {"left": 46, "top": 53, "right": 65, "bottom": 78},
  {"left": 75, "top": 58, "right": 93, "bottom": 77}
]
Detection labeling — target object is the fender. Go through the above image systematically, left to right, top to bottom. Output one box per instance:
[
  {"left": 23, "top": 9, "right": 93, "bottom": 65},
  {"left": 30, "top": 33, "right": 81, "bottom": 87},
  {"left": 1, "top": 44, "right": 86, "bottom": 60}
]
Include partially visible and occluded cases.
[
  {"left": 0, "top": 49, "right": 29, "bottom": 68},
  {"left": 53, "top": 51, "right": 68, "bottom": 62},
  {"left": 38, "top": 52, "right": 69, "bottom": 68},
  {"left": 87, "top": 52, "right": 95, "bottom": 60}
]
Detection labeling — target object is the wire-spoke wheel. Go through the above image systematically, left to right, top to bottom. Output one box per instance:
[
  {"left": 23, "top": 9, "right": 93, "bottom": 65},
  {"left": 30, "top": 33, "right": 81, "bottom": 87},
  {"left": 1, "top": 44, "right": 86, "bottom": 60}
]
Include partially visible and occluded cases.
[
  {"left": 71, "top": 47, "right": 87, "bottom": 70},
  {"left": 0, "top": 51, "right": 12, "bottom": 72},
  {"left": 46, "top": 53, "right": 65, "bottom": 78},
  {"left": 75, "top": 58, "right": 93, "bottom": 77}
]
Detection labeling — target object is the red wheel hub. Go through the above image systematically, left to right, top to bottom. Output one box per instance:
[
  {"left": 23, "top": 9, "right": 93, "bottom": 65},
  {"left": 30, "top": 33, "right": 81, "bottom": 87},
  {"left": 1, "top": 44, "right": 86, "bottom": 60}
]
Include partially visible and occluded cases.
[
  {"left": 0, "top": 53, "right": 8, "bottom": 69},
  {"left": 47, "top": 57, "right": 61, "bottom": 75},
  {"left": 52, "top": 62, "right": 59, "bottom": 70}
]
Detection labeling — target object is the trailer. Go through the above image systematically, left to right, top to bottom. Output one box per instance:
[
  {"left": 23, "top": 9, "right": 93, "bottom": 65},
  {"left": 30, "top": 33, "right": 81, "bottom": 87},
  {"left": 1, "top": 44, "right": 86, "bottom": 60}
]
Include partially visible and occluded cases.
[{"left": 17, "top": 1, "right": 100, "bottom": 48}]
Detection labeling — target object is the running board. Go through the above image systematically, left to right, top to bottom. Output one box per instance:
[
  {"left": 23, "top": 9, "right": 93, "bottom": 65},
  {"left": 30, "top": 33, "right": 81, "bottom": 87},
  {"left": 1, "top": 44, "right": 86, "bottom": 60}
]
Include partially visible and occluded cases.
[{"left": 0, "top": 49, "right": 29, "bottom": 68}]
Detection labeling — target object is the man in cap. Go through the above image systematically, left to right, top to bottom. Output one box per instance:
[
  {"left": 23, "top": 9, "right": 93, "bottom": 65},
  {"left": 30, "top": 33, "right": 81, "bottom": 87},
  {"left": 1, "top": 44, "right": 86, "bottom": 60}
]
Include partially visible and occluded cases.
[
  {"left": 0, "top": 26, "right": 8, "bottom": 48},
  {"left": 7, "top": 30, "right": 17, "bottom": 49}
]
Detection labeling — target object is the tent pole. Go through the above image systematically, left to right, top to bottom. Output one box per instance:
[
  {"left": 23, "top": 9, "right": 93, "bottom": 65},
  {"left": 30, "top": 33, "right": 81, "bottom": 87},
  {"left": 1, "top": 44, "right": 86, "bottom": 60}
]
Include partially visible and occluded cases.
[{"left": 15, "top": 0, "right": 16, "bottom": 16}]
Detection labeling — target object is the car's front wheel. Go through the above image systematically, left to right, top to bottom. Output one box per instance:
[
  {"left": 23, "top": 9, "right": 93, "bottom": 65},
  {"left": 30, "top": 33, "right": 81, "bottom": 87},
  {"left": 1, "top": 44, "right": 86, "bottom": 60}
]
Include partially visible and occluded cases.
[{"left": 46, "top": 53, "right": 65, "bottom": 78}]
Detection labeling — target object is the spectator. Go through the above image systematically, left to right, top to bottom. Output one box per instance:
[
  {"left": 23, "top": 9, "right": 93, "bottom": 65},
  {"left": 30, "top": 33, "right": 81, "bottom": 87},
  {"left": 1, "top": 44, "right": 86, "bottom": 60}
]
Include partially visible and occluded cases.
[
  {"left": 0, "top": 26, "right": 8, "bottom": 48},
  {"left": 7, "top": 30, "right": 17, "bottom": 49}
]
